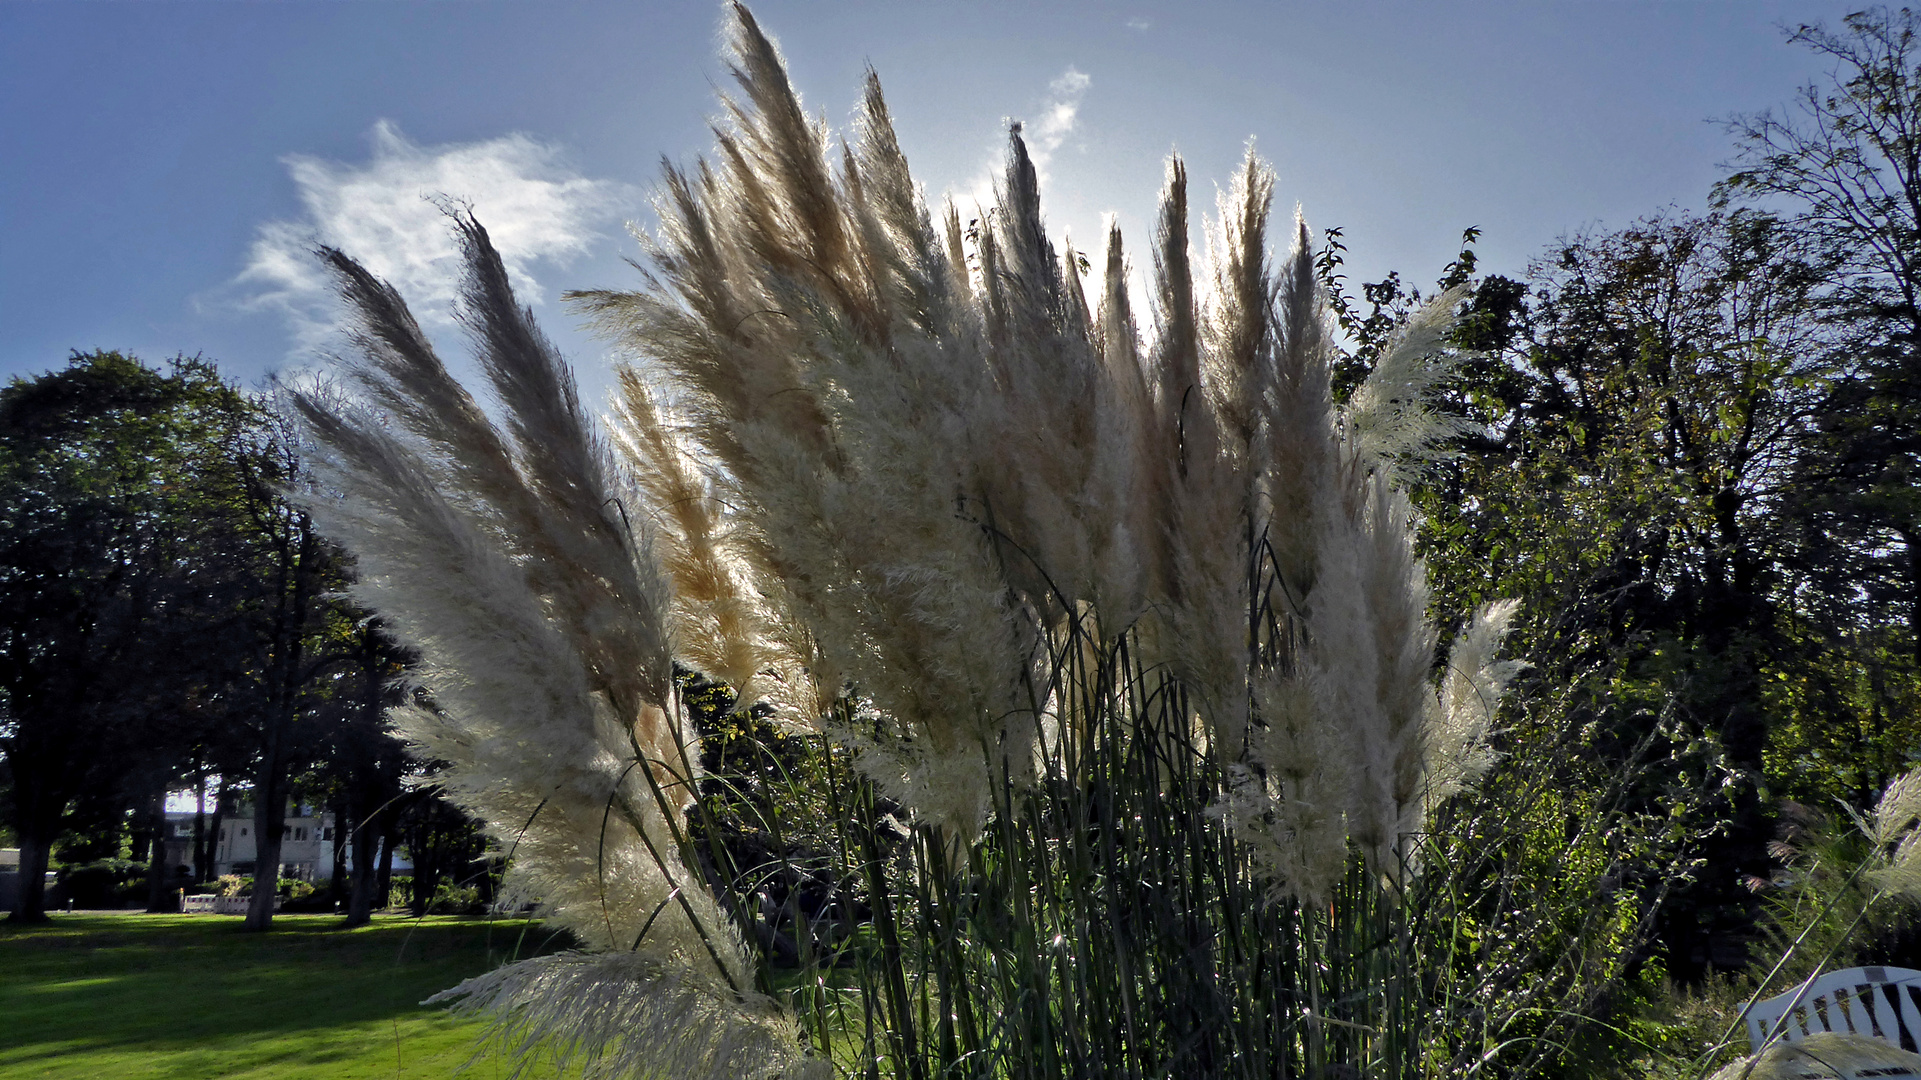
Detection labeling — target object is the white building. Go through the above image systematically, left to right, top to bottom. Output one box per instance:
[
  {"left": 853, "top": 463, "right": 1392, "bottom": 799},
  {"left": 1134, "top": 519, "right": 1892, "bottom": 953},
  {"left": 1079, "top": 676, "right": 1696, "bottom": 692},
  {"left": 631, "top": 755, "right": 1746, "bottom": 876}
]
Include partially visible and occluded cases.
[{"left": 162, "top": 804, "right": 338, "bottom": 881}]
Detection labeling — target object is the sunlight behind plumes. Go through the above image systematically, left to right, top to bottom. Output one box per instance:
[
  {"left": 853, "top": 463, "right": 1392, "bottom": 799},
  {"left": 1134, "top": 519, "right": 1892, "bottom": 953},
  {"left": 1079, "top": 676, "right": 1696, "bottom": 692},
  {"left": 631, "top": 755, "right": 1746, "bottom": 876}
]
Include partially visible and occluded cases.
[
  {"left": 574, "top": 2, "right": 1514, "bottom": 883},
  {"left": 957, "top": 65, "right": 1090, "bottom": 216}
]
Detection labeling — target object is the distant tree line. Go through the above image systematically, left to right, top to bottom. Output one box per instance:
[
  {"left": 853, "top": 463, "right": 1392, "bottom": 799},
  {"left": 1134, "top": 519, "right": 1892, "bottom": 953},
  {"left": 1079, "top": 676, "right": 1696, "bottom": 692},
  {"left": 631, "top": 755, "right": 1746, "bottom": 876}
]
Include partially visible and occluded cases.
[{"left": 0, "top": 351, "right": 487, "bottom": 928}]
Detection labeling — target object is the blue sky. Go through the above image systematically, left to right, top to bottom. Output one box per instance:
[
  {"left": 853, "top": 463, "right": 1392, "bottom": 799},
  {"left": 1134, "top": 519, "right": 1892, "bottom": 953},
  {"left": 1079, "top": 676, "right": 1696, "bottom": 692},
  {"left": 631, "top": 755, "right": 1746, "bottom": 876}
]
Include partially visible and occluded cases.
[{"left": 0, "top": 0, "right": 1853, "bottom": 402}]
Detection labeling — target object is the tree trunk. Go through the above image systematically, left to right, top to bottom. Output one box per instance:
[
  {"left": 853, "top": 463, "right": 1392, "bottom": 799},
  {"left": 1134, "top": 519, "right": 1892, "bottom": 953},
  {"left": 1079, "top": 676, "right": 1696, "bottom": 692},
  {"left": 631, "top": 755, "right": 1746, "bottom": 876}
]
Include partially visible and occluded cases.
[
  {"left": 234, "top": 481, "right": 326, "bottom": 931},
  {"left": 1904, "top": 525, "right": 1921, "bottom": 664},
  {"left": 191, "top": 772, "right": 210, "bottom": 883},
  {"left": 204, "top": 776, "right": 228, "bottom": 880},
  {"left": 144, "top": 788, "right": 173, "bottom": 912},
  {"left": 245, "top": 789, "right": 288, "bottom": 930},
  {"left": 328, "top": 797, "right": 349, "bottom": 905},
  {"left": 205, "top": 801, "right": 226, "bottom": 882},
  {"left": 129, "top": 809, "right": 152, "bottom": 865},
  {"left": 407, "top": 810, "right": 436, "bottom": 918},
  {"left": 344, "top": 811, "right": 381, "bottom": 927},
  {"left": 375, "top": 828, "right": 396, "bottom": 912},
  {"left": 9, "top": 833, "right": 50, "bottom": 923},
  {"left": 473, "top": 850, "right": 496, "bottom": 909},
  {"left": 410, "top": 854, "right": 438, "bottom": 917}
]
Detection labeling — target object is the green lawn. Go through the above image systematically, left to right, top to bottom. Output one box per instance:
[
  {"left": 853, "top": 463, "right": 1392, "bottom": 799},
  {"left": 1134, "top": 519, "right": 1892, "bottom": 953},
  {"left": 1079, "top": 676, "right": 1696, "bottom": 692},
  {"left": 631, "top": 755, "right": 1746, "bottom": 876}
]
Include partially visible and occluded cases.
[{"left": 0, "top": 912, "right": 577, "bottom": 1079}]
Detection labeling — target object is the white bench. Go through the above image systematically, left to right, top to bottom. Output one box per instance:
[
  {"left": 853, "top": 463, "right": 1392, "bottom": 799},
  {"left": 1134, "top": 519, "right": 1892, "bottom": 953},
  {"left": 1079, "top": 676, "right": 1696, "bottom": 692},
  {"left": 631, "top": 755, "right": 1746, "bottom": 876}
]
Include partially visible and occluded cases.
[
  {"left": 182, "top": 895, "right": 280, "bottom": 914},
  {"left": 1746, "top": 966, "right": 1921, "bottom": 1052}
]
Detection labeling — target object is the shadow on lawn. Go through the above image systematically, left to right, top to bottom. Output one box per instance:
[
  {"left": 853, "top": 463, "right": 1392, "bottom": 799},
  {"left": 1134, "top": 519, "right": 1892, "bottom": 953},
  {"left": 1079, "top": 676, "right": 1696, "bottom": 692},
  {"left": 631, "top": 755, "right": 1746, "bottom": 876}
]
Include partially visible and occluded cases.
[{"left": 0, "top": 913, "right": 573, "bottom": 1057}]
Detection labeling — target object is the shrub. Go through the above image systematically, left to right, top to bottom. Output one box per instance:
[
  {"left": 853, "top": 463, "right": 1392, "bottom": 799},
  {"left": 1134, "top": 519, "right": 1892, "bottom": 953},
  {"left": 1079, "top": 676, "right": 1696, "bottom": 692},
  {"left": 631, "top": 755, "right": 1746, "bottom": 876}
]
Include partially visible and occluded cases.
[
  {"left": 51, "top": 859, "right": 146, "bottom": 908},
  {"left": 428, "top": 884, "right": 483, "bottom": 915}
]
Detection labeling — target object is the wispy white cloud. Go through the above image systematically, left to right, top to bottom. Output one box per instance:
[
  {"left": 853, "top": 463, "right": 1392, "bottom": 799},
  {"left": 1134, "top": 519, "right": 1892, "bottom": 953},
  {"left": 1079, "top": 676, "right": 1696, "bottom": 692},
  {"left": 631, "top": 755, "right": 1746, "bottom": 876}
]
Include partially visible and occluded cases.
[
  {"left": 1123, "top": 17, "right": 1152, "bottom": 32},
  {"left": 957, "top": 66, "right": 1092, "bottom": 215},
  {"left": 1031, "top": 68, "right": 1091, "bottom": 170},
  {"left": 230, "top": 120, "right": 633, "bottom": 356}
]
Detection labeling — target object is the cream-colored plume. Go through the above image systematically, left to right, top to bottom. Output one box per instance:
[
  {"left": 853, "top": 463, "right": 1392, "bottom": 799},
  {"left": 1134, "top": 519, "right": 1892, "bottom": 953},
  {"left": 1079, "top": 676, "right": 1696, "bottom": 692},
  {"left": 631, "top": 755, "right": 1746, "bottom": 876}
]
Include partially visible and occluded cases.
[
  {"left": 288, "top": 215, "right": 809, "bottom": 1079},
  {"left": 1422, "top": 599, "right": 1525, "bottom": 813},
  {"left": 1860, "top": 766, "right": 1921, "bottom": 902}
]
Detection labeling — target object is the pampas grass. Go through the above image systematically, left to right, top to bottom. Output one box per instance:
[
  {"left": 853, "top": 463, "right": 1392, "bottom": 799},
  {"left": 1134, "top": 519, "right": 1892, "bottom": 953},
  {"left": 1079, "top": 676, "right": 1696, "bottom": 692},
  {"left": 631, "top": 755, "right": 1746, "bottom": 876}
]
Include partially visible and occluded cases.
[
  {"left": 290, "top": 4, "right": 1526, "bottom": 1076},
  {"left": 288, "top": 217, "right": 811, "bottom": 1080}
]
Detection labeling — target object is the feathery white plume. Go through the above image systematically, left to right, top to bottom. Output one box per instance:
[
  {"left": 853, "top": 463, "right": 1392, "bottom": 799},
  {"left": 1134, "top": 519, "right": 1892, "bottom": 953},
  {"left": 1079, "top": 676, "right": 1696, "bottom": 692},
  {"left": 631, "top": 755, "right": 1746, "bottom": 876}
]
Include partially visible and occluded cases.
[
  {"left": 574, "top": 4, "right": 1513, "bottom": 891},
  {"left": 288, "top": 213, "right": 809, "bottom": 1079},
  {"left": 1344, "top": 284, "right": 1474, "bottom": 481},
  {"left": 1424, "top": 598, "right": 1525, "bottom": 811},
  {"left": 1862, "top": 766, "right": 1921, "bottom": 901}
]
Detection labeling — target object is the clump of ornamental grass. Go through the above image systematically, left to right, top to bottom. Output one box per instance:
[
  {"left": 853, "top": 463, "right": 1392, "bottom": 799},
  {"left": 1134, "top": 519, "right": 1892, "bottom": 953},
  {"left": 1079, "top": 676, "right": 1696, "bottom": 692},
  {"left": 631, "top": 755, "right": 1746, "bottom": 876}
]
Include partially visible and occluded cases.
[
  {"left": 288, "top": 4, "right": 1524, "bottom": 1077},
  {"left": 286, "top": 218, "right": 814, "bottom": 1080}
]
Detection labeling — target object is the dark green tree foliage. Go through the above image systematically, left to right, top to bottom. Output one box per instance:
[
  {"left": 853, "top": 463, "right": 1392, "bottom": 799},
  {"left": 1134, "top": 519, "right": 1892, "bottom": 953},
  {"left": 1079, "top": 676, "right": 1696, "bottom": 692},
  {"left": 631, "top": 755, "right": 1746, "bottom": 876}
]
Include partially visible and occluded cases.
[
  {"left": 1719, "top": 7, "right": 1921, "bottom": 661},
  {"left": 1303, "top": 16, "right": 1921, "bottom": 1043},
  {"left": 1318, "top": 212, "right": 1844, "bottom": 1049},
  {"left": 1427, "top": 214, "right": 1832, "bottom": 983},
  {"left": 0, "top": 352, "right": 256, "bottom": 921},
  {"left": 0, "top": 353, "right": 375, "bottom": 927},
  {"left": 228, "top": 409, "right": 345, "bottom": 931},
  {"left": 324, "top": 618, "right": 417, "bottom": 927},
  {"left": 298, "top": 621, "right": 481, "bottom": 924},
  {"left": 680, "top": 670, "right": 874, "bottom": 968},
  {"left": 398, "top": 793, "right": 492, "bottom": 917}
]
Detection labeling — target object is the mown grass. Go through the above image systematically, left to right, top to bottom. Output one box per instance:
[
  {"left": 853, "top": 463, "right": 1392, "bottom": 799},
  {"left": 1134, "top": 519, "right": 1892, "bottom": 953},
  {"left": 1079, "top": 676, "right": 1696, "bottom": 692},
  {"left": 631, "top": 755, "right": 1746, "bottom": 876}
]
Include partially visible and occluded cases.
[{"left": 0, "top": 912, "right": 577, "bottom": 1079}]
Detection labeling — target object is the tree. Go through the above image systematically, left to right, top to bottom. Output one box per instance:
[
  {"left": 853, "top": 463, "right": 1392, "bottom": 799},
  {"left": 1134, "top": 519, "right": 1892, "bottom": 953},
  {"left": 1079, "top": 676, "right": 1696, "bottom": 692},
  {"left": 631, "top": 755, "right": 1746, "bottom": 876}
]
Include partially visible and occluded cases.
[
  {"left": 1718, "top": 6, "right": 1921, "bottom": 659},
  {"left": 1362, "top": 211, "right": 1839, "bottom": 992},
  {"left": 1528, "top": 212, "right": 1835, "bottom": 983},
  {"left": 1306, "top": 218, "right": 1818, "bottom": 1067},
  {"left": 0, "top": 352, "right": 257, "bottom": 921},
  {"left": 227, "top": 408, "right": 349, "bottom": 931},
  {"left": 323, "top": 616, "right": 416, "bottom": 927},
  {"left": 396, "top": 793, "right": 491, "bottom": 917}
]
